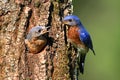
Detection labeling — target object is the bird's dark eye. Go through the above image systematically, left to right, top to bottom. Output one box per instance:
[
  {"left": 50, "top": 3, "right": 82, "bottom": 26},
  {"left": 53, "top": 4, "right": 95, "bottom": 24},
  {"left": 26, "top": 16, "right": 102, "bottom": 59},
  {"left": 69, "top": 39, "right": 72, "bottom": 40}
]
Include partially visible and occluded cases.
[
  {"left": 68, "top": 19, "right": 73, "bottom": 22},
  {"left": 38, "top": 29, "right": 41, "bottom": 32}
]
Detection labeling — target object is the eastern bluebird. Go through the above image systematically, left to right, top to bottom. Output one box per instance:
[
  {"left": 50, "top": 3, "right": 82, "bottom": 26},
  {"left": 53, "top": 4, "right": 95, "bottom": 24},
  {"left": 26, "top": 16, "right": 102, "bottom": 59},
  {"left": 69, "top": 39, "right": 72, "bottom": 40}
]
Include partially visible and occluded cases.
[
  {"left": 63, "top": 15, "right": 95, "bottom": 74},
  {"left": 25, "top": 26, "right": 48, "bottom": 54}
]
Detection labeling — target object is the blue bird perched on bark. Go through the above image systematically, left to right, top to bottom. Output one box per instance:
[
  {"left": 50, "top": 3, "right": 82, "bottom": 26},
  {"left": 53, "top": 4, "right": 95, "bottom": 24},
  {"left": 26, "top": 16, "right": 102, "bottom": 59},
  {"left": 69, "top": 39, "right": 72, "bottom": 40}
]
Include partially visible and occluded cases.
[{"left": 63, "top": 15, "right": 95, "bottom": 74}]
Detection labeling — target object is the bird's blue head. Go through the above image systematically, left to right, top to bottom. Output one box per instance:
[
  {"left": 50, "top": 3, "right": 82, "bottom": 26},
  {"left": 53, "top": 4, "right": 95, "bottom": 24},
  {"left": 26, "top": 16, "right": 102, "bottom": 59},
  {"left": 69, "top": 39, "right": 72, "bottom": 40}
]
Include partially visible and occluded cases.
[
  {"left": 63, "top": 15, "right": 82, "bottom": 26},
  {"left": 27, "top": 26, "right": 48, "bottom": 40},
  {"left": 27, "top": 26, "right": 43, "bottom": 40}
]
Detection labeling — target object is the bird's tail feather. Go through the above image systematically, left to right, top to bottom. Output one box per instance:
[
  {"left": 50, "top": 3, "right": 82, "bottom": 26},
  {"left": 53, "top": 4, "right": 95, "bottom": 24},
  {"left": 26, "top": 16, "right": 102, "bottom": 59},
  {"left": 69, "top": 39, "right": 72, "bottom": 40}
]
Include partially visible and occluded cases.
[
  {"left": 91, "top": 49, "right": 95, "bottom": 55},
  {"left": 78, "top": 53, "right": 86, "bottom": 74}
]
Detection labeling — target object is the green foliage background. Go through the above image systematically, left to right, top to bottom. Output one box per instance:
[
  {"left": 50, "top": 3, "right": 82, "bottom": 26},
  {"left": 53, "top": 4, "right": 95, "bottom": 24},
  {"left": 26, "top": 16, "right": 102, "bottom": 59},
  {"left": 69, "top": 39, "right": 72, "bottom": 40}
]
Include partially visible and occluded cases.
[{"left": 73, "top": 0, "right": 120, "bottom": 80}]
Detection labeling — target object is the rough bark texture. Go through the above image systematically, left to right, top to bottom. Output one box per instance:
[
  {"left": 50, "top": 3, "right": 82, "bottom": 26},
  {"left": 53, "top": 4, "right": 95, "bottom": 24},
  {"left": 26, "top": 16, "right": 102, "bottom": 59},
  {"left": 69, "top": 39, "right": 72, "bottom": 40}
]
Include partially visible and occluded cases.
[
  {"left": 0, "top": 0, "right": 73, "bottom": 80},
  {"left": 50, "top": 1, "right": 73, "bottom": 80}
]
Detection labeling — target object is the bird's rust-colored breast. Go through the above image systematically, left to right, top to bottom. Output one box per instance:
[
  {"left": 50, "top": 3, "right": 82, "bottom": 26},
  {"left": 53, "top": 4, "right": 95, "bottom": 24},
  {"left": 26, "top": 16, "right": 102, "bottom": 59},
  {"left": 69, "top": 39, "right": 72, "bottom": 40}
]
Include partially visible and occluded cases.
[
  {"left": 68, "top": 26, "right": 83, "bottom": 45},
  {"left": 68, "top": 26, "right": 89, "bottom": 53}
]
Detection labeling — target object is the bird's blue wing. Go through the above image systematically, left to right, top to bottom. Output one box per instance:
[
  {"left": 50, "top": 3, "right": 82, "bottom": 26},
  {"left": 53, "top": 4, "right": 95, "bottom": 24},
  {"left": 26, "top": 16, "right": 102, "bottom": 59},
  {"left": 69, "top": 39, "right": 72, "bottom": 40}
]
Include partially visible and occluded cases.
[{"left": 78, "top": 29, "right": 95, "bottom": 54}]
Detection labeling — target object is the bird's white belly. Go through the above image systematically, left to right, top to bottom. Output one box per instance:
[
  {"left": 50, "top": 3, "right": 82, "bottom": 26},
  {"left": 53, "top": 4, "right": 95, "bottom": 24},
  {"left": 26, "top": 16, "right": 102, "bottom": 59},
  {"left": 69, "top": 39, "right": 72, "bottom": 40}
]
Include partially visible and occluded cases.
[{"left": 68, "top": 38, "right": 88, "bottom": 53}]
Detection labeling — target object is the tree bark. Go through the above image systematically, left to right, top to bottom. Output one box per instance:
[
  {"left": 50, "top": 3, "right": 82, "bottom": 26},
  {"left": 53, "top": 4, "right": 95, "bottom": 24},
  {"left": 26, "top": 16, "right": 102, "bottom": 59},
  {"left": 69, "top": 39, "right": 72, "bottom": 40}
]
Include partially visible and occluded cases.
[{"left": 0, "top": 0, "right": 73, "bottom": 80}]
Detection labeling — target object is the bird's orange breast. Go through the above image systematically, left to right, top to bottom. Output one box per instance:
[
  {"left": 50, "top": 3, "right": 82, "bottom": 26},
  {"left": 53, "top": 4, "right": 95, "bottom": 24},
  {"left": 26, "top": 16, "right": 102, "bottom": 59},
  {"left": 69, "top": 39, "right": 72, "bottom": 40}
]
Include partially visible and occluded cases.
[
  {"left": 68, "top": 26, "right": 83, "bottom": 45},
  {"left": 68, "top": 26, "right": 89, "bottom": 53}
]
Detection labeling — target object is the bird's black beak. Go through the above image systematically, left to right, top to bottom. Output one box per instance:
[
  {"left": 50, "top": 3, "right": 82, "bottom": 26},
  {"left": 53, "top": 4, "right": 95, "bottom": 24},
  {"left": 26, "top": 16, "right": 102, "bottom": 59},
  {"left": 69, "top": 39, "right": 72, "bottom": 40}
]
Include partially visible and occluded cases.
[
  {"left": 62, "top": 20, "right": 71, "bottom": 27},
  {"left": 39, "top": 26, "right": 50, "bottom": 35},
  {"left": 41, "top": 29, "right": 49, "bottom": 35}
]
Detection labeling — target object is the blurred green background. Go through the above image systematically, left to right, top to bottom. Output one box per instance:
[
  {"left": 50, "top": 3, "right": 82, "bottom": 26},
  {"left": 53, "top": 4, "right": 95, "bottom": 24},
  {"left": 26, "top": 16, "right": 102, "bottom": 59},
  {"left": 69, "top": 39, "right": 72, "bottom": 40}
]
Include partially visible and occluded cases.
[{"left": 73, "top": 0, "right": 120, "bottom": 80}]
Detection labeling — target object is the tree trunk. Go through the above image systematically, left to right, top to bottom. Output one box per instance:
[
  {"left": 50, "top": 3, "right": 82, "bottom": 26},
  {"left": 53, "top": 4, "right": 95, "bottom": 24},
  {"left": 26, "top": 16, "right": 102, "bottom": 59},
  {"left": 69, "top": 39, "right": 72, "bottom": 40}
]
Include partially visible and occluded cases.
[{"left": 0, "top": 0, "right": 73, "bottom": 80}]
